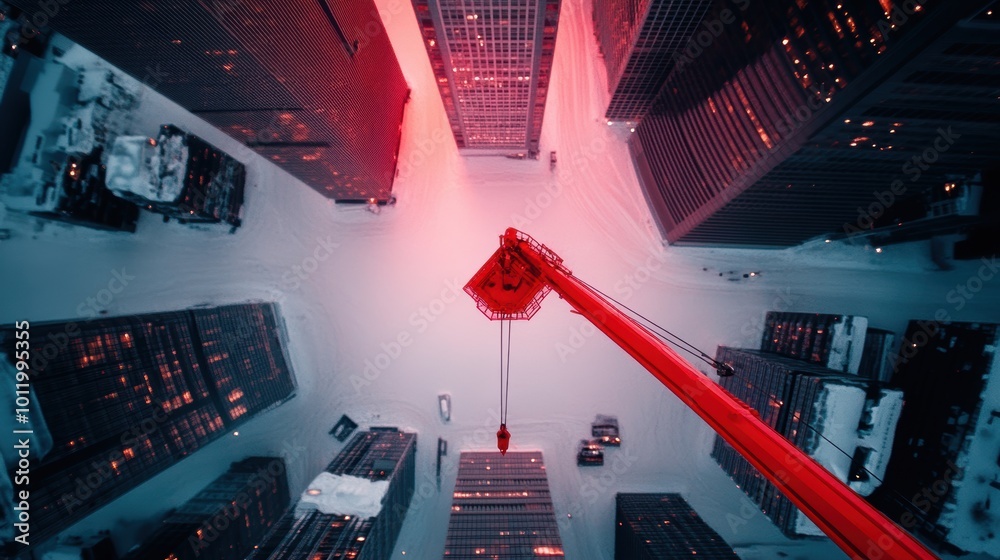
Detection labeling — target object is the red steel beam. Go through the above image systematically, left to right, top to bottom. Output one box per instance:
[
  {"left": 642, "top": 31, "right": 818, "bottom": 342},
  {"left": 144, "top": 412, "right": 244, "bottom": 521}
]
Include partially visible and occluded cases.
[{"left": 498, "top": 228, "right": 937, "bottom": 560}]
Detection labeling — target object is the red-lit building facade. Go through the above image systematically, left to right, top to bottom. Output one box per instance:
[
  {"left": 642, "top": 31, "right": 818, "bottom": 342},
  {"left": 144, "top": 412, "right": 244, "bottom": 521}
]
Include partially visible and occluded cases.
[
  {"left": 5, "top": 0, "right": 409, "bottom": 202},
  {"left": 412, "top": 0, "right": 561, "bottom": 155},
  {"left": 592, "top": 0, "right": 713, "bottom": 120},
  {"left": 630, "top": 0, "right": 999, "bottom": 246},
  {"left": 0, "top": 303, "right": 296, "bottom": 556},
  {"left": 248, "top": 429, "right": 416, "bottom": 560},
  {"left": 443, "top": 451, "right": 565, "bottom": 558},
  {"left": 122, "top": 457, "right": 291, "bottom": 560},
  {"left": 615, "top": 493, "right": 739, "bottom": 559}
]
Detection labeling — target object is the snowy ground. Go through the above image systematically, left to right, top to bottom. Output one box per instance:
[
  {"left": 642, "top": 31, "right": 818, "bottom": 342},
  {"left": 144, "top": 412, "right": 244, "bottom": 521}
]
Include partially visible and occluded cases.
[{"left": 2, "top": 0, "right": 1000, "bottom": 558}]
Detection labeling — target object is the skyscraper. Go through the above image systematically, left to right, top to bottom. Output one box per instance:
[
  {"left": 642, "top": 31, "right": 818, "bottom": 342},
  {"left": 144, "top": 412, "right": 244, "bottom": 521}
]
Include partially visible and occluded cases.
[
  {"left": 5, "top": 0, "right": 409, "bottom": 201},
  {"left": 412, "top": 0, "right": 561, "bottom": 155},
  {"left": 592, "top": 0, "right": 713, "bottom": 120},
  {"left": 630, "top": 0, "right": 999, "bottom": 246},
  {"left": 0, "top": 303, "right": 297, "bottom": 556},
  {"left": 759, "top": 311, "right": 869, "bottom": 374},
  {"left": 870, "top": 321, "right": 1000, "bottom": 554},
  {"left": 711, "top": 347, "right": 903, "bottom": 537},
  {"left": 248, "top": 428, "right": 416, "bottom": 560},
  {"left": 443, "top": 451, "right": 564, "bottom": 558},
  {"left": 122, "top": 456, "right": 291, "bottom": 560},
  {"left": 615, "top": 493, "right": 739, "bottom": 559}
]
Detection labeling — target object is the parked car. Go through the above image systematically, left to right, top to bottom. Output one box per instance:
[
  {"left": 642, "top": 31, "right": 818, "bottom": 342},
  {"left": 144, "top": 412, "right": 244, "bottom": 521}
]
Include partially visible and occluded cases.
[
  {"left": 438, "top": 393, "right": 451, "bottom": 422},
  {"left": 591, "top": 414, "right": 621, "bottom": 446},
  {"left": 577, "top": 439, "right": 604, "bottom": 466}
]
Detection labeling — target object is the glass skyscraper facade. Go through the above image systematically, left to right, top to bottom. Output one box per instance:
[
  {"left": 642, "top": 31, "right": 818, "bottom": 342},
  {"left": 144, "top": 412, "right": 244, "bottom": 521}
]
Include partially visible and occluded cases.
[
  {"left": 5, "top": 0, "right": 409, "bottom": 202},
  {"left": 413, "top": 0, "right": 560, "bottom": 154},
  {"left": 592, "top": 0, "right": 713, "bottom": 120},
  {"left": 630, "top": 0, "right": 998, "bottom": 246},
  {"left": 0, "top": 303, "right": 296, "bottom": 556},
  {"left": 871, "top": 321, "right": 1000, "bottom": 554},
  {"left": 710, "top": 346, "right": 891, "bottom": 537},
  {"left": 248, "top": 428, "right": 416, "bottom": 560},
  {"left": 443, "top": 451, "right": 564, "bottom": 558},
  {"left": 122, "top": 456, "right": 291, "bottom": 560},
  {"left": 615, "top": 493, "right": 739, "bottom": 559}
]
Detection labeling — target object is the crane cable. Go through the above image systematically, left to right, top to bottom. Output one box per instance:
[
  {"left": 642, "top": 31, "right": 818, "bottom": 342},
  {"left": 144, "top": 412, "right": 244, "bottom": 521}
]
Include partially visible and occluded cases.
[
  {"left": 577, "top": 276, "right": 934, "bottom": 529},
  {"left": 575, "top": 277, "right": 731, "bottom": 375},
  {"left": 497, "top": 318, "right": 512, "bottom": 454},
  {"left": 500, "top": 318, "right": 512, "bottom": 424}
]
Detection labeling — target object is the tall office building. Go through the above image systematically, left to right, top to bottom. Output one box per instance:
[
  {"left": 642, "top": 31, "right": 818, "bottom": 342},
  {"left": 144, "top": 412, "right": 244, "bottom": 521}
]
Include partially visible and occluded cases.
[
  {"left": 5, "top": 0, "right": 409, "bottom": 201},
  {"left": 412, "top": 0, "right": 561, "bottom": 155},
  {"left": 592, "top": 0, "right": 713, "bottom": 120},
  {"left": 630, "top": 0, "right": 999, "bottom": 246},
  {"left": 0, "top": 303, "right": 296, "bottom": 556},
  {"left": 759, "top": 311, "right": 869, "bottom": 374},
  {"left": 870, "top": 321, "right": 1000, "bottom": 554},
  {"left": 711, "top": 347, "right": 903, "bottom": 537},
  {"left": 248, "top": 428, "right": 416, "bottom": 560},
  {"left": 443, "top": 451, "right": 564, "bottom": 558},
  {"left": 122, "top": 457, "right": 290, "bottom": 560},
  {"left": 614, "top": 493, "right": 739, "bottom": 559}
]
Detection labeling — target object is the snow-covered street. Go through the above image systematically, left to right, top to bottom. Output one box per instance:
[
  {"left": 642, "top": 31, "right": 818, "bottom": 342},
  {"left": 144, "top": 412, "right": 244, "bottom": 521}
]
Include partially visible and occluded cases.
[{"left": 1, "top": 0, "right": 999, "bottom": 558}]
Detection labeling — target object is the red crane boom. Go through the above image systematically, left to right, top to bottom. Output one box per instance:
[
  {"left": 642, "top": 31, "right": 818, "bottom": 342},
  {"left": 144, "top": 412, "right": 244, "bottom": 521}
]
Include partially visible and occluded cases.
[{"left": 464, "top": 228, "right": 937, "bottom": 560}]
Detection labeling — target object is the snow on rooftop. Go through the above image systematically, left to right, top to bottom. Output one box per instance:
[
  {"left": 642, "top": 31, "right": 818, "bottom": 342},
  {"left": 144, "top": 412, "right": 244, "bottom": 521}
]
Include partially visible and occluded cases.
[
  {"left": 1, "top": 1, "right": 1000, "bottom": 559},
  {"left": 106, "top": 134, "right": 187, "bottom": 203},
  {"left": 105, "top": 136, "right": 156, "bottom": 200},
  {"left": 936, "top": 346, "right": 1000, "bottom": 554},
  {"left": 792, "top": 382, "right": 867, "bottom": 536},
  {"left": 850, "top": 388, "right": 903, "bottom": 496},
  {"left": 294, "top": 472, "right": 389, "bottom": 520}
]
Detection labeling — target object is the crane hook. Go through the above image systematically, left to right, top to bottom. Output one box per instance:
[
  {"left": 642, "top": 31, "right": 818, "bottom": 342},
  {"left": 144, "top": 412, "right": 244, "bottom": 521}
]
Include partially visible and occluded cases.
[{"left": 497, "top": 423, "right": 510, "bottom": 455}]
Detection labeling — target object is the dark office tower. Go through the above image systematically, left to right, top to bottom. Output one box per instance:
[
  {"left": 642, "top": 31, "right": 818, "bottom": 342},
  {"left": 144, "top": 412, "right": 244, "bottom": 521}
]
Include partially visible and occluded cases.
[
  {"left": 5, "top": 0, "right": 408, "bottom": 202},
  {"left": 412, "top": 0, "right": 561, "bottom": 155},
  {"left": 592, "top": 0, "right": 714, "bottom": 120},
  {"left": 630, "top": 0, "right": 999, "bottom": 246},
  {"left": 0, "top": 303, "right": 296, "bottom": 557},
  {"left": 759, "top": 311, "right": 868, "bottom": 374},
  {"left": 870, "top": 322, "right": 999, "bottom": 554},
  {"left": 711, "top": 347, "right": 904, "bottom": 537},
  {"left": 248, "top": 428, "right": 416, "bottom": 560},
  {"left": 443, "top": 451, "right": 564, "bottom": 558},
  {"left": 122, "top": 457, "right": 290, "bottom": 560},
  {"left": 615, "top": 493, "right": 739, "bottom": 559}
]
